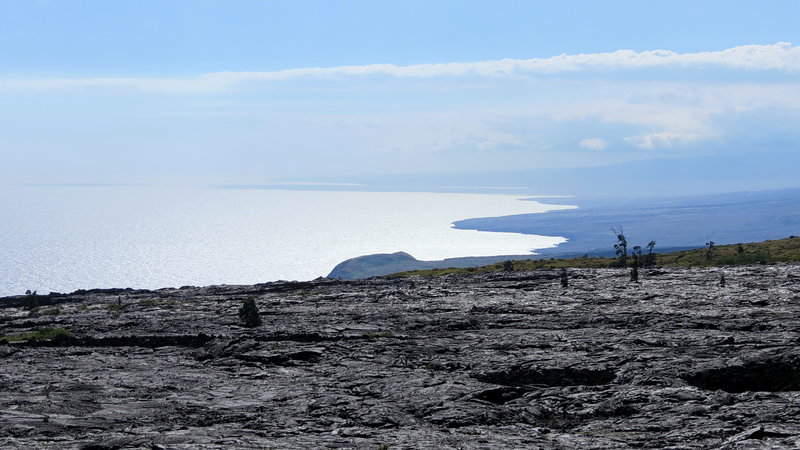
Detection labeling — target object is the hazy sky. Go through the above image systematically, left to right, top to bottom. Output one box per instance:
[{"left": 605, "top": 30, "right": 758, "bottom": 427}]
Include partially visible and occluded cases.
[{"left": 1, "top": 0, "right": 799, "bottom": 186}]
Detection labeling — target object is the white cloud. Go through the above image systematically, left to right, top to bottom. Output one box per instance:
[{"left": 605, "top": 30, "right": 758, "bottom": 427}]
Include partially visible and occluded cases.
[
  {"left": 2, "top": 42, "right": 798, "bottom": 93},
  {"left": 465, "top": 131, "right": 523, "bottom": 151},
  {"left": 624, "top": 132, "right": 702, "bottom": 150},
  {"left": 579, "top": 138, "right": 607, "bottom": 150}
]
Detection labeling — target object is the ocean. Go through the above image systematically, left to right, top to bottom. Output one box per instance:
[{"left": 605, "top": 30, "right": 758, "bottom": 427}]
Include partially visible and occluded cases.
[{"left": 0, "top": 185, "right": 574, "bottom": 296}]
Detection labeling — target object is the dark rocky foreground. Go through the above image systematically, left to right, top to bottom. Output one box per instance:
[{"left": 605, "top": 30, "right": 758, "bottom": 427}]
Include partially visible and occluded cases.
[{"left": 2, "top": 265, "right": 800, "bottom": 449}]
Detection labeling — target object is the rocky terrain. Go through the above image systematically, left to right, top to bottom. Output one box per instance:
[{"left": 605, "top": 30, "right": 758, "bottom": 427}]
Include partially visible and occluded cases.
[{"left": 2, "top": 264, "right": 800, "bottom": 449}]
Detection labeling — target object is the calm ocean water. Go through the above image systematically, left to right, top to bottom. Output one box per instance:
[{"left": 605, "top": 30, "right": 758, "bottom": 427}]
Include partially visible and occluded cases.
[{"left": 0, "top": 186, "right": 574, "bottom": 296}]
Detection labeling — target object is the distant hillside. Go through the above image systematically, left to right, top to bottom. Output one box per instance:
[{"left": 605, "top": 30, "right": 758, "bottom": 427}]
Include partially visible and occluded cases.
[
  {"left": 454, "top": 187, "right": 800, "bottom": 257},
  {"left": 329, "top": 236, "right": 800, "bottom": 281},
  {"left": 390, "top": 236, "right": 800, "bottom": 277},
  {"left": 328, "top": 252, "right": 542, "bottom": 280},
  {"left": 328, "top": 252, "right": 425, "bottom": 279}
]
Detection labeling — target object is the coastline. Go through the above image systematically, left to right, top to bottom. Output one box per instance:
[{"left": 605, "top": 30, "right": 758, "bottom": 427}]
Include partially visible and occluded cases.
[
  {"left": 0, "top": 186, "right": 572, "bottom": 297},
  {"left": 453, "top": 187, "right": 800, "bottom": 257}
]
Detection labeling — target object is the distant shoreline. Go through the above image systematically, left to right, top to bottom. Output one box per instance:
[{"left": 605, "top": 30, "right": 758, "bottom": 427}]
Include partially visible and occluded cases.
[
  {"left": 0, "top": 187, "right": 569, "bottom": 297},
  {"left": 453, "top": 187, "right": 800, "bottom": 257}
]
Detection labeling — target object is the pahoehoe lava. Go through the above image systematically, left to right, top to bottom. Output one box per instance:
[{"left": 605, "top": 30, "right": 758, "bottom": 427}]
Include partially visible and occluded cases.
[{"left": 2, "top": 264, "right": 800, "bottom": 448}]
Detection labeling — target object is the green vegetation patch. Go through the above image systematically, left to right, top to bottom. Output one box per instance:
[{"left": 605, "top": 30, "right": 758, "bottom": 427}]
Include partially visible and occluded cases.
[
  {"left": 390, "top": 236, "right": 800, "bottom": 277},
  {"left": 656, "top": 237, "right": 800, "bottom": 267},
  {"left": 391, "top": 255, "right": 615, "bottom": 277},
  {"left": 22, "top": 295, "right": 40, "bottom": 310},
  {"left": 40, "top": 307, "right": 61, "bottom": 316},
  {"left": 1, "top": 327, "right": 75, "bottom": 343},
  {"left": 361, "top": 331, "right": 394, "bottom": 339}
]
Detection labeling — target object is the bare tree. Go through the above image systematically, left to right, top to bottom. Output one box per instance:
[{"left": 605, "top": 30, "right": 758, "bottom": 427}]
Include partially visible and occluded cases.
[
  {"left": 611, "top": 226, "right": 628, "bottom": 267},
  {"left": 645, "top": 241, "right": 656, "bottom": 266},
  {"left": 632, "top": 245, "right": 643, "bottom": 267}
]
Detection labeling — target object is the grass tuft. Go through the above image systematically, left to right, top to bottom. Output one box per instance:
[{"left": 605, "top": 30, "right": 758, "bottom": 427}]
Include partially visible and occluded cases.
[{"left": 1, "top": 327, "right": 74, "bottom": 343}]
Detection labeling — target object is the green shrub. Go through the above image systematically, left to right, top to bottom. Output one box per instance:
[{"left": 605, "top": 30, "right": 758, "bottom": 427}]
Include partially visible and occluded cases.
[
  {"left": 716, "top": 252, "right": 770, "bottom": 265},
  {"left": 22, "top": 295, "right": 40, "bottom": 310},
  {"left": 238, "top": 298, "right": 262, "bottom": 328},
  {"left": 41, "top": 307, "right": 61, "bottom": 316},
  {"left": 1, "top": 327, "right": 74, "bottom": 342},
  {"left": 30, "top": 328, "right": 74, "bottom": 341},
  {"left": 362, "top": 331, "right": 393, "bottom": 339}
]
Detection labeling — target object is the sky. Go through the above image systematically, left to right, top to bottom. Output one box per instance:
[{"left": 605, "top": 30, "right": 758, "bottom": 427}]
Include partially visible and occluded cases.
[{"left": 1, "top": 0, "right": 799, "bottom": 191}]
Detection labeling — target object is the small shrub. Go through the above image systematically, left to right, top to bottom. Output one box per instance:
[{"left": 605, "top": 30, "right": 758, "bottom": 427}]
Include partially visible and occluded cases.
[
  {"left": 705, "top": 241, "right": 716, "bottom": 261},
  {"left": 716, "top": 252, "right": 770, "bottom": 266},
  {"left": 501, "top": 260, "right": 514, "bottom": 272},
  {"left": 22, "top": 295, "right": 40, "bottom": 310},
  {"left": 238, "top": 298, "right": 262, "bottom": 328},
  {"left": 41, "top": 307, "right": 60, "bottom": 316},
  {"left": 1, "top": 327, "right": 74, "bottom": 342},
  {"left": 29, "top": 328, "right": 74, "bottom": 341},
  {"left": 362, "top": 331, "right": 394, "bottom": 339}
]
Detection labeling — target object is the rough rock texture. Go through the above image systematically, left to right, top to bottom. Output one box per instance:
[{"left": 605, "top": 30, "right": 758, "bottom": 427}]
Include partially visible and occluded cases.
[{"left": 2, "top": 264, "right": 800, "bottom": 449}]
